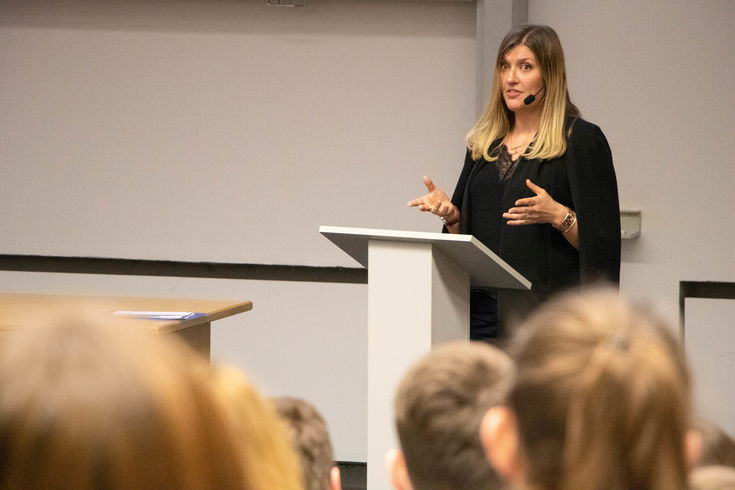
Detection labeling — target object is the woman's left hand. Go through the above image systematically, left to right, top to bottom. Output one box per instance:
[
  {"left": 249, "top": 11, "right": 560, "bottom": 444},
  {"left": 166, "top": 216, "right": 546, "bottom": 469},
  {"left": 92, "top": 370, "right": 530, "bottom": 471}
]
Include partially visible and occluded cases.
[{"left": 503, "top": 179, "right": 568, "bottom": 226}]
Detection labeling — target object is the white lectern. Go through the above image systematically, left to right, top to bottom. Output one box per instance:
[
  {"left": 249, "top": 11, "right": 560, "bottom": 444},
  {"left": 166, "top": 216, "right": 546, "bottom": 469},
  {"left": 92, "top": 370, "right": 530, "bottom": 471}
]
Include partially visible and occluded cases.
[{"left": 320, "top": 226, "right": 531, "bottom": 490}]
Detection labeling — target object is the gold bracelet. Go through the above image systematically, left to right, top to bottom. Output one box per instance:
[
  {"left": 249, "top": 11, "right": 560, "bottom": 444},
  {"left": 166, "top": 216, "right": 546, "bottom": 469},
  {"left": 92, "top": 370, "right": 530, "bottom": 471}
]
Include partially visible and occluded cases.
[{"left": 553, "top": 208, "right": 577, "bottom": 234}]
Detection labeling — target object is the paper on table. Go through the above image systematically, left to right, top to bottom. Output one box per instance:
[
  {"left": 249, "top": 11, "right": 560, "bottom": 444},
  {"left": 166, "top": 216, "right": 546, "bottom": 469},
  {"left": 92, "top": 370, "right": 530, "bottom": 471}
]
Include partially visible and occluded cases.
[{"left": 113, "top": 311, "right": 200, "bottom": 320}]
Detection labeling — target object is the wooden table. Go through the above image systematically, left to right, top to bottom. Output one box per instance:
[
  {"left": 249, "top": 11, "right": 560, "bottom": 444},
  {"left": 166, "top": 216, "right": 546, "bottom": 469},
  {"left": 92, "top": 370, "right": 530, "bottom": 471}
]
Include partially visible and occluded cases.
[{"left": 0, "top": 293, "right": 253, "bottom": 360}]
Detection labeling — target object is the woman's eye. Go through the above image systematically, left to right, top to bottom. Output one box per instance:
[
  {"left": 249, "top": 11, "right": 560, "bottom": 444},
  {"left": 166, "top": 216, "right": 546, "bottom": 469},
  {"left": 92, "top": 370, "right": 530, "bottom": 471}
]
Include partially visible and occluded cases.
[{"left": 521, "top": 63, "right": 533, "bottom": 70}]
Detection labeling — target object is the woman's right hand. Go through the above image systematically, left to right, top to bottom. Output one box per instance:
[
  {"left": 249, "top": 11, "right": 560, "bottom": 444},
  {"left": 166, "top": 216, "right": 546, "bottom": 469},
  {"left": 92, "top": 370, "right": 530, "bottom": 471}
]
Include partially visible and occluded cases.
[{"left": 407, "top": 176, "right": 459, "bottom": 226}]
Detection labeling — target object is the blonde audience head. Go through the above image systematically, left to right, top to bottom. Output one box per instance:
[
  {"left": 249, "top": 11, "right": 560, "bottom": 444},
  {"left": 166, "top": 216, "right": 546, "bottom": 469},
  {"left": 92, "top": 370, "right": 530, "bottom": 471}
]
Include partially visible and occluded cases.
[
  {"left": 481, "top": 288, "right": 696, "bottom": 490},
  {"left": 0, "top": 314, "right": 302, "bottom": 490},
  {"left": 391, "top": 340, "right": 513, "bottom": 490},
  {"left": 211, "top": 368, "right": 305, "bottom": 490}
]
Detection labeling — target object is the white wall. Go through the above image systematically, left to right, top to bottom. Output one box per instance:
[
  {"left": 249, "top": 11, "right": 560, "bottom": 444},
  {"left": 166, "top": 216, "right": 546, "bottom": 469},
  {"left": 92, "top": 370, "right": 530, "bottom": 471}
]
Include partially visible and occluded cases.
[
  {"left": 0, "top": 0, "right": 476, "bottom": 265},
  {"left": 685, "top": 298, "right": 735, "bottom": 438}
]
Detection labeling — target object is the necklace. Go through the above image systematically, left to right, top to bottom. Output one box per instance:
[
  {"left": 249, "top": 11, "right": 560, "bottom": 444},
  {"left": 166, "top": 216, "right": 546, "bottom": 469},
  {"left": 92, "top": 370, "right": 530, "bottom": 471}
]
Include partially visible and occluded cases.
[
  {"left": 507, "top": 131, "right": 536, "bottom": 155},
  {"left": 507, "top": 142, "right": 526, "bottom": 154}
]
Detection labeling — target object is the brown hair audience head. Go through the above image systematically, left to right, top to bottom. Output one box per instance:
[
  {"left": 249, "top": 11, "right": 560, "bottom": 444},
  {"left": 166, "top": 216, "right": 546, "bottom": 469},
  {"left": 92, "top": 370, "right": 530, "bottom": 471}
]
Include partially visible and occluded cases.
[
  {"left": 481, "top": 288, "right": 696, "bottom": 490},
  {"left": 0, "top": 314, "right": 303, "bottom": 490},
  {"left": 391, "top": 340, "right": 513, "bottom": 490},
  {"left": 271, "top": 396, "right": 341, "bottom": 490},
  {"left": 694, "top": 417, "right": 735, "bottom": 469}
]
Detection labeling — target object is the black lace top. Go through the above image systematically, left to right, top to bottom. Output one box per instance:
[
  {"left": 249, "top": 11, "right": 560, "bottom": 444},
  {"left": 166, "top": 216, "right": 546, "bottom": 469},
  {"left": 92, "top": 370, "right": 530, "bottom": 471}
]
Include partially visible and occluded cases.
[{"left": 496, "top": 144, "right": 521, "bottom": 183}]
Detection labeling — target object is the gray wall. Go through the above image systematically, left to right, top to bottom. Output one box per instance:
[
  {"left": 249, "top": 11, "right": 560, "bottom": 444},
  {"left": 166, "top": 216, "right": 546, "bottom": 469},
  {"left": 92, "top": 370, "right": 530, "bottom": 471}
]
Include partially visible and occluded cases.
[
  {"left": 0, "top": 0, "right": 475, "bottom": 265},
  {"left": 2, "top": 0, "right": 734, "bottom": 461}
]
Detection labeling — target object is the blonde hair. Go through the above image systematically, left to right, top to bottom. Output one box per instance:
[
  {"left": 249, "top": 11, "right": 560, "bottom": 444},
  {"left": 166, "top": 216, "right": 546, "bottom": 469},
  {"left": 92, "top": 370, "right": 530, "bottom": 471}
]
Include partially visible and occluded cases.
[
  {"left": 466, "top": 24, "right": 580, "bottom": 162},
  {"left": 508, "top": 289, "right": 691, "bottom": 490},
  {"left": 0, "top": 315, "right": 301, "bottom": 490},
  {"left": 394, "top": 341, "right": 513, "bottom": 490},
  {"left": 212, "top": 368, "right": 305, "bottom": 490}
]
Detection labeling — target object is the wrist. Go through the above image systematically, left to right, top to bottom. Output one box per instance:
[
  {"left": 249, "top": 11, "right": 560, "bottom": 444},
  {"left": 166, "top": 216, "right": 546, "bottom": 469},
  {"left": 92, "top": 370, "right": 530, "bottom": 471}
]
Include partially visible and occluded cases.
[
  {"left": 553, "top": 204, "right": 569, "bottom": 227},
  {"left": 553, "top": 207, "right": 577, "bottom": 234},
  {"left": 440, "top": 208, "right": 460, "bottom": 227}
]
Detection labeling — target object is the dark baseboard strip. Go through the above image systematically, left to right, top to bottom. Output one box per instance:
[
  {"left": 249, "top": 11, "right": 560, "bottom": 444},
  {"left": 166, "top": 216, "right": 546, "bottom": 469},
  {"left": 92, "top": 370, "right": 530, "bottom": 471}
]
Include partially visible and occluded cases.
[
  {"left": 0, "top": 255, "right": 367, "bottom": 284},
  {"left": 336, "top": 461, "right": 366, "bottom": 490}
]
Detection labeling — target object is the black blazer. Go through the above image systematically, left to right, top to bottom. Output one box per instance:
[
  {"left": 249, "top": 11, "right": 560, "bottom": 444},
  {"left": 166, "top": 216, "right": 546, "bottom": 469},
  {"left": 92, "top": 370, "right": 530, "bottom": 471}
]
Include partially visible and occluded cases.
[{"left": 450, "top": 117, "right": 621, "bottom": 302}]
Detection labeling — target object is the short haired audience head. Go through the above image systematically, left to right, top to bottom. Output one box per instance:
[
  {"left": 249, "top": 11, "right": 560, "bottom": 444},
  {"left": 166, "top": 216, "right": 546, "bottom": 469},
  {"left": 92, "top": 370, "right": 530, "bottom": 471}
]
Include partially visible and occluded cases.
[
  {"left": 482, "top": 288, "right": 694, "bottom": 490},
  {"left": 0, "top": 315, "right": 303, "bottom": 490},
  {"left": 392, "top": 340, "right": 513, "bottom": 490},
  {"left": 271, "top": 396, "right": 341, "bottom": 490},
  {"left": 694, "top": 417, "right": 735, "bottom": 469}
]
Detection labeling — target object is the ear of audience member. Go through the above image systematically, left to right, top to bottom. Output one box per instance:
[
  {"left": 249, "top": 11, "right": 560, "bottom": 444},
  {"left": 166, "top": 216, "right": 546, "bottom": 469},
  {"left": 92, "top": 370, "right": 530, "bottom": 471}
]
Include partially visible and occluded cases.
[
  {"left": 481, "top": 288, "right": 696, "bottom": 490},
  {"left": 0, "top": 314, "right": 303, "bottom": 490},
  {"left": 391, "top": 340, "right": 513, "bottom": 490},
  {"left": 271, "top": 396, "right": 342, "bottom": 490},
  {"left": 695, "top": 417, "right": 735, "bottom": 469}
]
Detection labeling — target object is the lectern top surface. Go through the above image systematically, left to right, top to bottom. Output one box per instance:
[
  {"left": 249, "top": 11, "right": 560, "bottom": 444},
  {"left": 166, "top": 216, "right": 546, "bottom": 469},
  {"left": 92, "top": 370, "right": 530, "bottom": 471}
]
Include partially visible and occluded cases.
[{"left": 319, "top": 226, "right": 531, "bottom": 290}]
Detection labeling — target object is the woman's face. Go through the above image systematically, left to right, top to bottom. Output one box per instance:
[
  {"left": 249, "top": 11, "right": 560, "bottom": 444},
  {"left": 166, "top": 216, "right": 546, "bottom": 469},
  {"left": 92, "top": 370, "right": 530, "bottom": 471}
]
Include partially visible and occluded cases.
[{"left": 499, "top": 44, "right": 544, "bottom": 113}]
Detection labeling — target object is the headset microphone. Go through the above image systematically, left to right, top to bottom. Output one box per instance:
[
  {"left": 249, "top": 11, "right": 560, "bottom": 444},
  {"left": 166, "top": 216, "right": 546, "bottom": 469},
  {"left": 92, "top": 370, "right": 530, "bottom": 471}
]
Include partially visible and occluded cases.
[{"left": 524, "top": 86, "right": 545, "bottom": 105}]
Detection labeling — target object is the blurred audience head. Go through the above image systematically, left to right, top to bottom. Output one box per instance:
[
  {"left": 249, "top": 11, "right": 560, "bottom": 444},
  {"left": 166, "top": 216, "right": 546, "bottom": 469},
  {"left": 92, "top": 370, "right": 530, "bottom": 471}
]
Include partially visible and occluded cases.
[
  {"left": 481, "top": 288, "right": 696, "bottom": 490},
  {"left": 0, "top": 314, "right": 302, "bottom": 490},
  {"left": 390, "top": 340, "right": 513, "bottom": 490},
  {"left": 211, "top": 368, "right": 305, "bottom": 490},
  {"left": 271, "top": 396, "right": 341, "bottom": 490},
  {"left": 695, "top": 417, "right": 735, "bottom": 469}
]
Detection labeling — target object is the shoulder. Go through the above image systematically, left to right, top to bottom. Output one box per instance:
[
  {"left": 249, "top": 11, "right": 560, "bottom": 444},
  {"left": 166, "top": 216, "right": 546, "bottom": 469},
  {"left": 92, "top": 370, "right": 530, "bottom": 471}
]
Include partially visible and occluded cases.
[
  {"left": 566, "top": 117, "right": 611, "bottom": 158},
  {"left": 568, "top": 117, "right": 605, "bottom": 142}
]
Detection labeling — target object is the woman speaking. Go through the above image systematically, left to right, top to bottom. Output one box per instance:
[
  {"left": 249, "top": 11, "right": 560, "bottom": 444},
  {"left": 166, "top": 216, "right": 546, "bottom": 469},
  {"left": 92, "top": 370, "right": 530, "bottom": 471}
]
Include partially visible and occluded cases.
[{"left": 408, "top": 25, "right": 620, "bottom": 342}]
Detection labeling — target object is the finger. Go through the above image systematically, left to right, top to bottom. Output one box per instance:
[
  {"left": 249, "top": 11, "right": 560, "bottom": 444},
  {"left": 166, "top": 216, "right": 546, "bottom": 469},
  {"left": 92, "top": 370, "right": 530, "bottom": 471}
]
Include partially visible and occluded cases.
[
  {"left": 423, "top": 176, "right": 436, "bottom": 193},
  {"left": 526, "top": 178, "right": 545, "bottom": 195},
  {"left": 407, "top": 199, "right": 421, "bottom": 207}
]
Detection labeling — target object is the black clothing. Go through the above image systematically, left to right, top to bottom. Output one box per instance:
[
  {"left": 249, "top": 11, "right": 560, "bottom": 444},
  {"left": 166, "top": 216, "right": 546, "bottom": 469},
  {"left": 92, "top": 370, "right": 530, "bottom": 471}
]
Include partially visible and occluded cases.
[{"left": 451, "top": 118, "right": 621, "bottom": 338}]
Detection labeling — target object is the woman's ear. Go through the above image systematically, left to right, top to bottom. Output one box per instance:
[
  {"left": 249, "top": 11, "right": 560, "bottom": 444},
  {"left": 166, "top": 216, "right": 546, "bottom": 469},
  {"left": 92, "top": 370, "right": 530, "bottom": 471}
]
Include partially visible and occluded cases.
[
  {"left": 480, "top": 406, "right": 525, "bottom": 483},
  {"left": 685, "top": 429, "right": 702, "bottom": 469},
  {"left": 386, "top": 448, "right": 413, "bottom": 490},
  {"left": 329, "top": 465, "right": 342, "bottom": 490}
]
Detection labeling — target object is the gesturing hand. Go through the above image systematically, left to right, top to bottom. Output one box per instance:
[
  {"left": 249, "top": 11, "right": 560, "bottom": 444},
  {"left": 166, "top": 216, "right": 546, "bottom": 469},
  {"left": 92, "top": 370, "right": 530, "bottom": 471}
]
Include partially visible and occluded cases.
[
  {"left": 407, "top": 176, "right": 459, "bottom": 223},
  {"left": 503, "top": 179, "right": 568, "bottom": 226}
]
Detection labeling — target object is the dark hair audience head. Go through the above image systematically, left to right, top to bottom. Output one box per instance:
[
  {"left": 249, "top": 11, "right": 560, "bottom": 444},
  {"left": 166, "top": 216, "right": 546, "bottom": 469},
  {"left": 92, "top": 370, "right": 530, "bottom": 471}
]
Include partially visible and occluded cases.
[
  {"left": 271, "top": 396, "right": 341, "bottom": 490},
  {"left": 695, "top": 417, "right": 735, "bottom": 469}
]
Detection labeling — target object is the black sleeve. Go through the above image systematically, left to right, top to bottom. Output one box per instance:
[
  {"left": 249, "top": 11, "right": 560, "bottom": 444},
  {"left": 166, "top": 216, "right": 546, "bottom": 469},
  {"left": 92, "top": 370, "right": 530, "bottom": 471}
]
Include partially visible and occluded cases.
[
  {"left": 566, "top": 120, "right": 621, "bottom": 284},
  {"left": 444, "top": 149, "right": 477, "bottom": 234}
]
